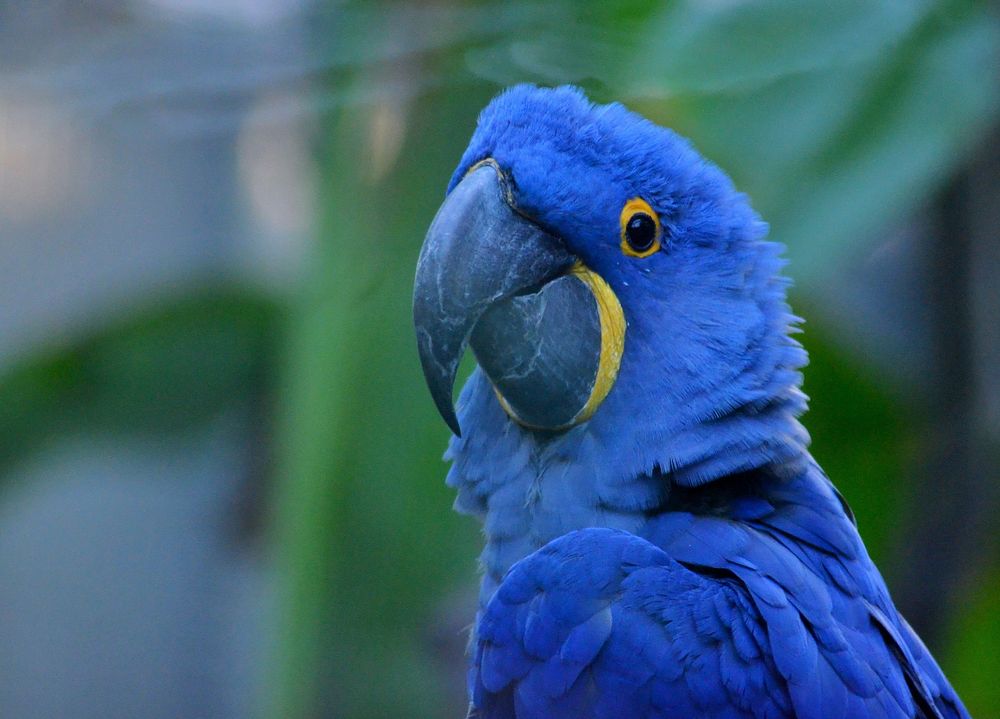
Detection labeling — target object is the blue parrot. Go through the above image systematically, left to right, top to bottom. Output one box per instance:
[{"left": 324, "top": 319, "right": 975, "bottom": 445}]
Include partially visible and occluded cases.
[{"left": 412, "top": 85, "right": 968, "bottom": 719}]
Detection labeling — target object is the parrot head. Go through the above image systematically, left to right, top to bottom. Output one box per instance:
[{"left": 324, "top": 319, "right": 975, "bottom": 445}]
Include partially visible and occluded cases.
[{"left": 414, "top": 85, "right": 809, "bottom": 490}]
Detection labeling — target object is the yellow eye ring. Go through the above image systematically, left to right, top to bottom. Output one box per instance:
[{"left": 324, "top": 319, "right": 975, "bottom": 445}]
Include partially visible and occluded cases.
[{"left": 620, "top": 198, "right": 661, "bottom": 258}]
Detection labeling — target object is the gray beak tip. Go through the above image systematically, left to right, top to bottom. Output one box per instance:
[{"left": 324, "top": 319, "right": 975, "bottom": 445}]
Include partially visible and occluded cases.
[
  {"left": 414, "top": 332, "right": 464, "bottom": 436},
  {"left": 428, "top": 376, "right": 463, "bottom": 437}
]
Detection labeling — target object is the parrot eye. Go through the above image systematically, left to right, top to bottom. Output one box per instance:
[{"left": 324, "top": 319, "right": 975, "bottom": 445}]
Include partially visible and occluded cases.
[{"left": 620, "top": 198, "right": 662, "bottom": 258}]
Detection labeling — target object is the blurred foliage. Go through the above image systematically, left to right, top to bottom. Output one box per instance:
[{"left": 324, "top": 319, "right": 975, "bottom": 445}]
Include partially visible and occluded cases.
[
  {"left": 0, "top": 1, "right": 997, "bottom": 718},
  {"left": 0, "top": 291, "right": 279, "bottom": 481},
  {"left": 796, "top": 321, "right": 910, "bottom": 563},
  {"left": 946, "top": 564, "right": 1000, "bottom": 713}
]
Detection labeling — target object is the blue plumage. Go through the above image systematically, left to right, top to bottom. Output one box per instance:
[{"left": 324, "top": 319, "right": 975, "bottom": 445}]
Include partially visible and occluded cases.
[{"left": 433, "top": 85, "right": 967, "bottom": 718}]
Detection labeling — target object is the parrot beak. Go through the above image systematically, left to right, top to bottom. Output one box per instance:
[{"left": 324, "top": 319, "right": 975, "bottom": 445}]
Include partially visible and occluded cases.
[{"left": 413, "top": 161, "right": 625, "bottom": 436}]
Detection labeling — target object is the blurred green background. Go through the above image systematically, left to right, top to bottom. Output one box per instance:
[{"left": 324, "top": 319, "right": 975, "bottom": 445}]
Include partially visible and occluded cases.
[{"left": 0, "top": 1, "right": 998, "bottom": 717}]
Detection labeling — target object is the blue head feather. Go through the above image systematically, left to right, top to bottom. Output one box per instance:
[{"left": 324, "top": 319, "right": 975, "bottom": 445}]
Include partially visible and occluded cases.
[{"left": 443, "top": 85, "right": 810, "bottom": 588}]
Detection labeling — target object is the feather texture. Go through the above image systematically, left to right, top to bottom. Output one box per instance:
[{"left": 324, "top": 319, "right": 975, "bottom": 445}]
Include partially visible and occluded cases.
[{"left": 470, "top": 468, "right": 966, "bottom": 718}]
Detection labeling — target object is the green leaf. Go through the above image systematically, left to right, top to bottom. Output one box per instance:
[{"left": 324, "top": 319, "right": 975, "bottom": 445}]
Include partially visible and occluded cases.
[
  {"left": 630, "top": 0, "right": 933, "bottom": 95},
  {"left": 766, "top": 7, "right": 1000, "bottom": 284},
  {"left": 0, "top": 291, "right": 278, "bottom": 481},
  {"left": 944, "top": 562, "right": 1000, "bottom": 717}
]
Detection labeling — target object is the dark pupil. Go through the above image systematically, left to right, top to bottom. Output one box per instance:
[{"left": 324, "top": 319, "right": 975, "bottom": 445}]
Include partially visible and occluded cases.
[{"left": 626, "top": 213, "right": 656, "bottom": 252}]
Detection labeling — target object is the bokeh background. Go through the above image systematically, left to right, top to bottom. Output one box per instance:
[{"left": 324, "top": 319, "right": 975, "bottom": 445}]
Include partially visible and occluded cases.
[{"left": 1, "top": 1, "right": 998, "bottom": 717}]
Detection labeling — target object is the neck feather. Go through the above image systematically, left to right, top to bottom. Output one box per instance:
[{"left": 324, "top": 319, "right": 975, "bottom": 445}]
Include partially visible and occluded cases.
[{"left": 445, "top": 240, "right": 810, "bottom": 590}]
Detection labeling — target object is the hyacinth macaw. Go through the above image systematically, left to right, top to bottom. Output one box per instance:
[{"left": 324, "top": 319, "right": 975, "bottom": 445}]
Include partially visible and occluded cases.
[{"left": 412, "top": 85, "right": 968, "bottom": 719}]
